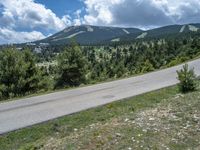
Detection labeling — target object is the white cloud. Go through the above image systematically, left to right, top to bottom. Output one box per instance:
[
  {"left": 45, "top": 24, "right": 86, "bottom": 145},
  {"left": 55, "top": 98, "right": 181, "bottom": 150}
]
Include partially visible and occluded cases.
[
  {"left": 0, "top": 0, "right": 75, "bottom": 44},
  {"left": 0, "top": 0, "right": 66, "bottom": 31},
  {"left": 82, "top": 0, "right": 200, "bottom": 27},
  {"left": 83, "top": 0, "right": 121, "bottom": 25},
  {"left": 73, "top": 9, "right": 83, "bottom": 26},
  {"left": 62, "top": 15, "right": 72, "bottom": 27},
  {"left": 0, "top": 28, "right": 46, "bottom": 44}
]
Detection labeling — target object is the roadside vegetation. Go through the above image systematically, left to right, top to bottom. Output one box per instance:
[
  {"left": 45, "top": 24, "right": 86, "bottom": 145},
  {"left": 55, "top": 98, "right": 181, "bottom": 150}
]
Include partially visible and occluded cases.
[
  {"left": 1, "top": 32, "right": 200, "bottom": 101},
  {"left": 0, "top": 49, "right": 52, "bottom": 100},
  {"left": 177, "top": 64, "right": 198, "bottom": 93},
  {"left": 0, "top": 79, "right": 200, "bottom": 149}
]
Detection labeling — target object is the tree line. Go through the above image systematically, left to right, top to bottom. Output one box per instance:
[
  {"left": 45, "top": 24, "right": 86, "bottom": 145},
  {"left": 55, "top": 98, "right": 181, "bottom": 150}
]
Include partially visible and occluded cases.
[{"left": 0, "top": 33, "right": 200, "bottom": 100}]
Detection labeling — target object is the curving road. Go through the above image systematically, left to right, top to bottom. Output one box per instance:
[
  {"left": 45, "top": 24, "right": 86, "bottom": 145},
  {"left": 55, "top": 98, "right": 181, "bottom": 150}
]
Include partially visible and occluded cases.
[{"left": 0, "top": 59, "right": 200, "bottom": 134}]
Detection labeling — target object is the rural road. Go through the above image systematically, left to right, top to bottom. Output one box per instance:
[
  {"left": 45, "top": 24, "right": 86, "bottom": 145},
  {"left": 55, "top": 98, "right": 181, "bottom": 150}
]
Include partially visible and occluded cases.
[{"left": 0, "top": 59, "right": 200, "bottom": 134}]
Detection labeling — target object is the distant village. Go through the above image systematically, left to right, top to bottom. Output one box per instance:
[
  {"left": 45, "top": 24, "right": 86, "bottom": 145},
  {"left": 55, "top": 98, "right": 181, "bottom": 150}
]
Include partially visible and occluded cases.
[{"left": 0, "top": 42, "right": 50, "bottom": 54}]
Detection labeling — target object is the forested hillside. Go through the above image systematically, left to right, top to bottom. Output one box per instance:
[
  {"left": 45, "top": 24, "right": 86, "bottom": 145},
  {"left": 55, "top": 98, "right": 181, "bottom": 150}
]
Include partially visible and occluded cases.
[
  {"left": 36, "top": 25, "right": 142, "bottom": 45},
  {"left": 0, "top": 30, "right": 200, "bottom": 100},
  {"left": 82, "top": 31, "right": 200, "bottom": 81}
]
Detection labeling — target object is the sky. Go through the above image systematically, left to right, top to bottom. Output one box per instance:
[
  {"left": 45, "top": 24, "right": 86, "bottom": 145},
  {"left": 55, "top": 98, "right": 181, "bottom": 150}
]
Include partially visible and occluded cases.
[{"left": 0, "top": 0, "right": 200, "bottom": 44}]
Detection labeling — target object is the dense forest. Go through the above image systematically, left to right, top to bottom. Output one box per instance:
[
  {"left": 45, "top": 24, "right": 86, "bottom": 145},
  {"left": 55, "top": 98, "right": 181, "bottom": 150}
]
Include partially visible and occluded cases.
[{"left": 0, "top": 31, "right": 200, "bottom": 100}]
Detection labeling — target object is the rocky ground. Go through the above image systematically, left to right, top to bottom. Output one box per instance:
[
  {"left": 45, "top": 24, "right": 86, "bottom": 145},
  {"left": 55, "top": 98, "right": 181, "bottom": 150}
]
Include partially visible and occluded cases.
[{"left": 41, "top": 92, "right": 200, "bottom": 150}]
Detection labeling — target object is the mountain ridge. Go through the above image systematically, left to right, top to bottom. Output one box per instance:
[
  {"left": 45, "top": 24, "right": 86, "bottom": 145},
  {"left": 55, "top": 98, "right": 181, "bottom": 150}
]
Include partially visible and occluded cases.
[{"left": 33, "top": 23, "right": 200, "bottom": 45}]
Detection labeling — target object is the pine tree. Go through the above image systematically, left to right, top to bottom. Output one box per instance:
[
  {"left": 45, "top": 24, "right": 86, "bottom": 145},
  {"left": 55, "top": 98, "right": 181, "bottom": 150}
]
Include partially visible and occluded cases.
[
  {"left": 56, "top": 42, "right": 88, "bottom": 87},
  {"left": 0, "top": 48, "right": 50, "bottom": 100},
  {"left": 177, "top": 64, "right": 197, "bottom": 93}
]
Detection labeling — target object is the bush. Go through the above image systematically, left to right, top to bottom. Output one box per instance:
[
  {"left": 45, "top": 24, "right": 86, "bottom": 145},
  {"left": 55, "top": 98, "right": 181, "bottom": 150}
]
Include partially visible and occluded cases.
[
  {"left": 56, "top": 42, "right": 88, "bottom": 88},
  {"left": 0, "top": 48, "right": 51, "bottom": 100},
  {"left": 177, "top": 64, "right": 197, "bottom": 93}
]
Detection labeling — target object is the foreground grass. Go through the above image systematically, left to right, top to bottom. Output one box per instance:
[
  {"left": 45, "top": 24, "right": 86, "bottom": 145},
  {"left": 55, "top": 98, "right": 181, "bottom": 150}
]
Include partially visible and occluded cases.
[{"left": 0, "top": 84, "right": 200, "bottom": 149}]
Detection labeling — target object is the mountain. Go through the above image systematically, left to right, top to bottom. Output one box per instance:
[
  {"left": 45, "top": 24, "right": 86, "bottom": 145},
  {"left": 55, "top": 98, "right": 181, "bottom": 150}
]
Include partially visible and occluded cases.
[
  {"left": 33, "top": 23, "right": 200, "bottom": 45},
  {"left": 118, "top": 23, "right": 200, "bottom": 41},
  {"left": 35, "top": 25, "right": 142, "bottom": 45}
]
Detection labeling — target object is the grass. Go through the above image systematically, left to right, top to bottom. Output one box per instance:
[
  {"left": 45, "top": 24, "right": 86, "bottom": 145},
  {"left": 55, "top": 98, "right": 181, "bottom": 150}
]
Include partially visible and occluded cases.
[
  {"left": 0, "top": 83, "right": 200, "bottom": 149},
  {"left": 0, "top": 85, "right": 178, "bottom": 150}
]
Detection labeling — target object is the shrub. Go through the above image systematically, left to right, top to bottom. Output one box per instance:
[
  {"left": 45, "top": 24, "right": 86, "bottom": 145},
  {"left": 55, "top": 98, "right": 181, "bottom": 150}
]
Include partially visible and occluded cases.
[
  {"left": 56, "top": 42, "right": 88, "bottom": 88},
  {"left": 0, "top": 48, "right": 51, "bottom": 100},
  {"left": 177, "top": 64, "right": 197, "bottom": 93}
]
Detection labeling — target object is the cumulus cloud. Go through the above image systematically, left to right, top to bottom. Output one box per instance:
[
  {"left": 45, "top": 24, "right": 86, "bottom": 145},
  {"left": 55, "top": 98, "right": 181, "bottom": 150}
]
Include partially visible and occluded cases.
[
  {"left": 0, "top": 0, "right": 75, "bottom": 44},
  {"left": 0, "top": 0, "right": 66, "bottom": 31},
  {"left": 82, "top": 0, "right": 200, "bottom": 28},
  {"left": 73, "top": 9, "right": 84, "bottom": 26},
  {"left": 61, "top": 15, "right": 72, "bottom": 27},
  {"left": 0, "top": 27, "right": 45, "bottom": 44}
]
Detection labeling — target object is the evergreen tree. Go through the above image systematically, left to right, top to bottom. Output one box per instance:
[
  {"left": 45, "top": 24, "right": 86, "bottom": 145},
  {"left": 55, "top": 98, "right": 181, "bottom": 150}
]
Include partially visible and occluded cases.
[
  {"left": 56, "top": 42, "right": 88, "bottom": 87},
  {"left": 0, "top": 48, "right": 50, "bottom": 100},
  {"left": 0, "top": 48, "right": 26, "bottom": 98},
  {"left": 177, "top": 64, "right": 197, "bottom": 93}
]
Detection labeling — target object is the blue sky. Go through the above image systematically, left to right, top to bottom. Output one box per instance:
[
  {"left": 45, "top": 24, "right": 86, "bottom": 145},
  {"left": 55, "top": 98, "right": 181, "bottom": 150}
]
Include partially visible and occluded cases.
[
  {"left": 0, "top": 0, "right": 200, "bottom": 44},
  {"left": 35, "top": 0, "right": 85, "bottom": 17}
]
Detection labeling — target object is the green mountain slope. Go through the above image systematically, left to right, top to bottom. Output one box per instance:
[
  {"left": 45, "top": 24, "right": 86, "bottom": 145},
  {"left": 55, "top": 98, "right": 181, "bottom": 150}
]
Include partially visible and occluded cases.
[
  {"left": 34, "top": 23, "right": 200, "bottom": 45},
  {"left": 119, "top": 24, "right": 200, "bottom": 41},
  {"left": 36, "top": 25, "right": 142, "bottom": 45}
]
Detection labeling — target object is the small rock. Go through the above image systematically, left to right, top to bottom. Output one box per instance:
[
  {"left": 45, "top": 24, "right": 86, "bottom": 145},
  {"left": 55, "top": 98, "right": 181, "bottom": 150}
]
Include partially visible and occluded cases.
[
  {"left": 174, "top": 96, "right": 179, "bottom": 99},
  {"left": 194, "top": 114, "right": 199, "bottom": 120},
  {"left": 125, "top": 118, "right": 129, "bottom": 122},
  {"left": 149, "top": 118, "right": 155, "bottom": 121},
  {"left": 132, "top": 121, "right": 135, "bottom": 124},
  {"left": 74, "top": 128, "right": 78, "bottom": 132},
  {"left": 142, "top": 129, "right": 147, "bottom": 132},
  {"left": 116, "top": 133, "right": 121, "bottom": 137},
  {"left": 131, "top": 137, "right": 135, "bottom": 142},
  {"left": 128, "top": 147, "right": 132, "bottom": 150}
]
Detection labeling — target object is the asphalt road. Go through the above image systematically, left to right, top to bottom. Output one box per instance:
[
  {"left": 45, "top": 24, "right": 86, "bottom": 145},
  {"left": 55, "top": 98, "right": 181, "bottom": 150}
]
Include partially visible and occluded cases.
[{"left": 0, "top": 59, "right": 200, "bottom": 134}]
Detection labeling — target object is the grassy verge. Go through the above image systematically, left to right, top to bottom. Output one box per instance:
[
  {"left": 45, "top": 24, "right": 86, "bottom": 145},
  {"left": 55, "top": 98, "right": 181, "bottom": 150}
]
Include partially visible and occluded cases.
[
  {"left": 1, "top": 83, "right": 200, "bottom": 150},
  {"left": 0, "top": 85, "right": 178, "bottom": 150}
]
